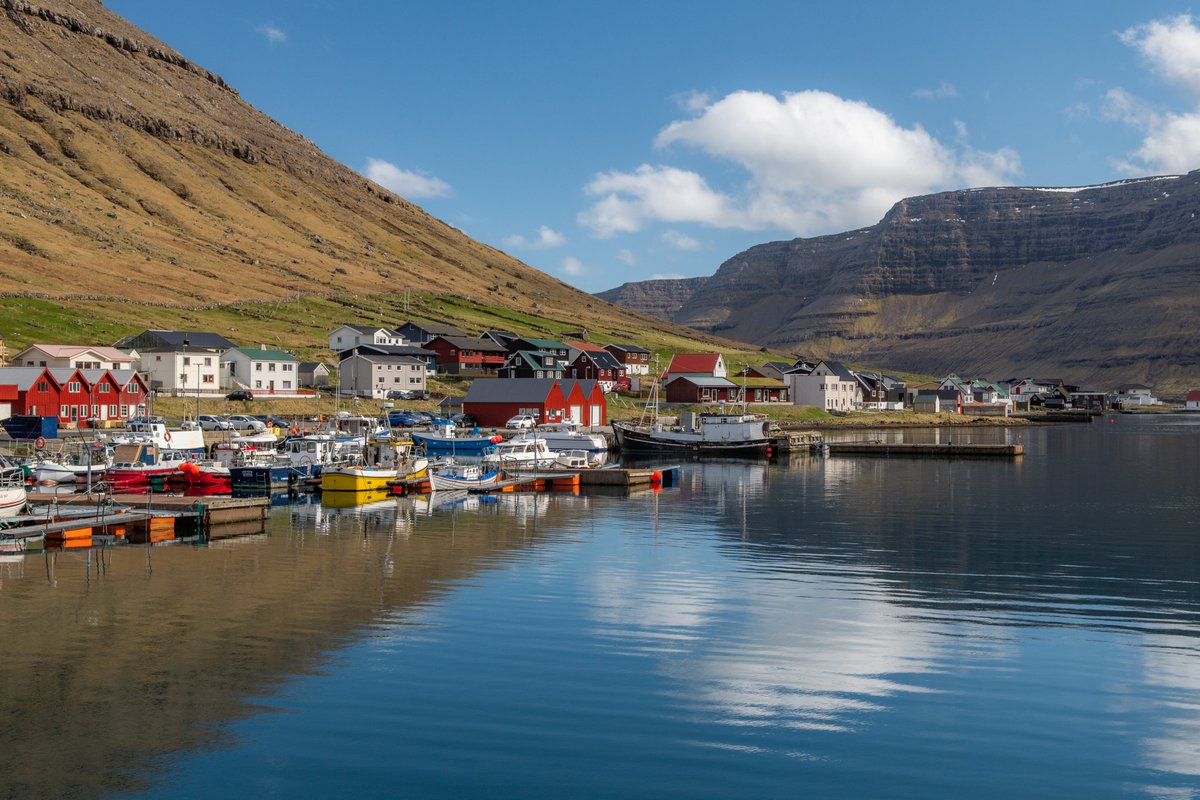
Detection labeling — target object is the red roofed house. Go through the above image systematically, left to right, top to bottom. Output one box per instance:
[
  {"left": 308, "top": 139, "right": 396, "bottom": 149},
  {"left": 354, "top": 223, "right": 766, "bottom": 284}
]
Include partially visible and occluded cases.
[
  {"left": 663, "top": 353, "right": 726, "bottom": 383},
  {"left": 50, "top": 368, "right": 94, "bottom": 426},
  {"left": 1186, "top": 389, "right": 1200, "bottom": 411}
]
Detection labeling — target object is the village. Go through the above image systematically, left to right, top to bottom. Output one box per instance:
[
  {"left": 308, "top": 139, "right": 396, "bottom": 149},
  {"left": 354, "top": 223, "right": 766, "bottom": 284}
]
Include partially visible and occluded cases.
[{"left": 0, "top": 319, "right": 1187, "bottom": 435}]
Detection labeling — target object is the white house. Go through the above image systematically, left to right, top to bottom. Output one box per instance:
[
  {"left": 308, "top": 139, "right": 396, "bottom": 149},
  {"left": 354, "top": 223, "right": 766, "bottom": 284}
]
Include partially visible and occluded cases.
[
  {"left": 328, "top": 325, "right": 407, "bottom": 353},
  {"left": 13, "top": 344, "right": 137, "bottom": 371},
  {"left": 222, "top": 346, "right": 300, "bottom": 394},
  {"left": 339, "top": 353, "right": 427, "bottom": 399},
  {"left": 788, "top": 360, "right": 859, "bottom": 411},
  {"left": 1110, "top": 384, "right": 1159, "bottom": 407}
]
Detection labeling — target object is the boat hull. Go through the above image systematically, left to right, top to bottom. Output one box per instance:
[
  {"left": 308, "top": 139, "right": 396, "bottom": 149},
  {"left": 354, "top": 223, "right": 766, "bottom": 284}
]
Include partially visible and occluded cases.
[
  {"left": 411, "top": 432, "right": 500, "bottom": 454},
  {"left": 321, "top": 467, "right": 397, "bottom": 492},
  {"left": 428, "top": 470, "right": 502, "bottom": 491},
  {"left": 0, "top": 486, "right": 27, "bottom": 518}
]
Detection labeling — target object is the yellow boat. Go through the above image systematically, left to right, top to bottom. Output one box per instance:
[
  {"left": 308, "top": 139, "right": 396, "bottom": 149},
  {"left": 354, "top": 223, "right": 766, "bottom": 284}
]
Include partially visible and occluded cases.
[{"left": 319, "top": 437, "right": 428, "bottom": 493}]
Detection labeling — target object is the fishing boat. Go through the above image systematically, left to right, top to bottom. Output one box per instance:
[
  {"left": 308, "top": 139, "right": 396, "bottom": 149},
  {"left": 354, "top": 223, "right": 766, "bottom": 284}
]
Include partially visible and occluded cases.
[
  {"left": 611, "top": 374, "right": 770, "bottom": 456},
  {"left": 411, "top": 423, "right": 503, "bottom": 455},
  {"left": 230, "top": 434, "right": 351, "bottom": 491},
  {"left": 482, "top": 436, "right": 560, "bottom": 470},
  {"left": 321, "top": 437, "right": 429, "bottom": 492},
  {"left": 29, "top": 442, "right": 113, "bottom": 484},
  {"left": 103, "top": 442, "right": 194, "bottom": 488},
  {"left": 181, "top": 442, "right": 263, "bottom": 488},
  {"left": 428, "top": 461, "right": 503, "bottom": 491}
]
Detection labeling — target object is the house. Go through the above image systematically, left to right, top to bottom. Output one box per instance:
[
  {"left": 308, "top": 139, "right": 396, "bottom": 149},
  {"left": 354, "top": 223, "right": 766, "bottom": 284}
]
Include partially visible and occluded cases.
[
  {"left": 395, "top": 320, "right": 467, "bottom": 344},
  {"left": 327, "top": 325, "right": 406, "bottom": 352},
  {"left": 115, "top": 330, "right": 234, "bottom": 397},
  {"left": 479, "top": 330, "right": 519, "bottom": 348},
  {"left": 423, "top": 335, "right": 510, "bottom": 375},
  {"left": 506, "top": 338, "right": 569, "bottom": 364},
  {"left": 337, "top": 343, "right": 438, "bottom": 373},
  {"left": 565, "top": 343, "right": 625, "bottom": 391},
  {"left": 13, "top": 344, "right": 136, "bottom": 371},
  {"left": 603, "top": 344, "right": 652, "bottom": 376},
  {"left": 221, "top": 346, "right": 300, "bottom": 394},
  {"left": 498, "top": 350, "right": 565, "bottom": 379},
  {"left": 663, "top": 353, "right": 726, "bottom": 383},
  {"left": 338, "top": 354, "right": 427, "bottom": 399},
  {"left": 788, "top": 360, "right": 859, "bottom": 411},
  {"left": 298, "top": 362, "right": 331, "bottom": 389},
  {"left": 735, "top": 362, "right": 793, "bottom": 381},
  {"left": 0, "top": 367, "right": 61, "bottom": 418},
  {"left": 105, "top": 369, "right": 151, "bottom": 419},
  {"left": 857, "top": 372, "right": 906, "bottom": 410},
  {"left": 664, "top": 376, "right": 743, "bottom": 404},
  {"left": 741, "top": 377, "right": 790, "bottom": 403},
  {"left": 1004, "top": 377, "right": 1065, "bottom": 409},
  {"left": 462, "top": 378, "right": 606, "bottom": 427},
  {"left": 904, "top": 381, "right": 942, "bottom": 408},
  {"left": 1110, "top": 383, "right": 1159, "bottom": 407},
  {"left": 1028, "top": 385, "right": 1071, "bottom": 410},
  {"left": 912, "top": 388, "right": 964, "bottom": 414},
  {"left": 1186, "top": 389, "right": 1200, "bottom": 410}
]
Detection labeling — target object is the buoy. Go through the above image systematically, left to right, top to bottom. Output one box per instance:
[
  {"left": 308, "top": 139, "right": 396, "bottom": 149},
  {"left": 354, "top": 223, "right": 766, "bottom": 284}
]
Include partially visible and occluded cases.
[
  {"left": 163, "top": 430, "right": 172, "bottom": 442},
  {"left": 491, "top": 435, "right": 504, "bottom": 443},
  {"left": 34, "top": 436, "right": 46, "bottom": 449},
  {"left": 650, "top": 469, "right": 662, "bottom": 484}
]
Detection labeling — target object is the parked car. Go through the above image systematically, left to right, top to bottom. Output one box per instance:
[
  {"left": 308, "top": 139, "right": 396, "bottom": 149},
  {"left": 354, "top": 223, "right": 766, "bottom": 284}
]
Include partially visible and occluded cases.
[
  {"left": 226, "top": 389, "right": 254, "bottom": 401},
  {"left": 385, "top": 389, "right": 421, "bottom": 400},
  {"left": 387, "top": 410, "right": 420, "bottom": 427},
  {"left": 451, "top": 413, "right": 478, "bottom": 428},
  {"left": 197, "top": 414, "right": 233, "bottom": 431},
  {"left": 227, "top": 414, "right": 267, "bottom": 431},
  {"left": 505, "top": 414, "right": 537, "bottom": 430},
  {"left": 253, "top": 415, "right": 291, "bottom": 429}
]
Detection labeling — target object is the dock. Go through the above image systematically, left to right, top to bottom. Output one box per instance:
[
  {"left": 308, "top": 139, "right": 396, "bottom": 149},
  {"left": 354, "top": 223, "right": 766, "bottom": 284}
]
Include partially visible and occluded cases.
[
  {"left": 827, "top": 442, "right": 1024, "bottom": 458},
  {"left": 390, "top": 465, "right": 680, "bottom": 495}
]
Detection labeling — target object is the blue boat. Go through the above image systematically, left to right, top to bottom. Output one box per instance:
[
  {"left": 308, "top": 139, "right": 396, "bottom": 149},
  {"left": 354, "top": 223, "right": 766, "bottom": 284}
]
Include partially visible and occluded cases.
[{"left": 411, "top": 425, "right": 502, "bottom": 455}]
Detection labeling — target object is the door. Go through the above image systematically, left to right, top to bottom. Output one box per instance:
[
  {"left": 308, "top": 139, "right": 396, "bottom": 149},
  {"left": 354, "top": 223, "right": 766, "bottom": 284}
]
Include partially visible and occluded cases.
[
  {"left": 569, "top": 405, "right": 582, "bottom": 424},
  {"left": 590, "top": 405, "right": 601, "bottom": 426}
]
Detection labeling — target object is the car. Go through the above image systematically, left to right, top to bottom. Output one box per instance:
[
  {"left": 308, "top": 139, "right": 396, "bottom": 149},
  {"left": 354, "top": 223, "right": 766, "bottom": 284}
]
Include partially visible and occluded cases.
[
  {"left": 225, "top": 389, "right": 254, "bottom": 401},
  {"left": 386, "top": 389, "right": 418, "bottom": 400},
  {"left": 387, "top": 410, "right": 419, "bottom": 427},
  {"left": 451, "top": 413, "right": 478, "bottom": 428},
  {"left": 197, "top": 414, "right": 233, "bottom": 431},
  {"left": 227, "top": 414, "right": 267, "bottom": 431},
  {"left": 505, "top": 414, "right": 537, "bottom": 430},
  {"left": 253, "top": 415, "right": 291, "bottom": 429}
]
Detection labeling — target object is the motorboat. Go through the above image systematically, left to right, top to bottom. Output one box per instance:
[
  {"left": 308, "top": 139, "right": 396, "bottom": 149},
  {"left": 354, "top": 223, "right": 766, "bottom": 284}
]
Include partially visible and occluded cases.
[
  {"left": 106, "top": 417, "right": 206, "bottom": 454},
  {"left": 532, "top": 421, "right": 608, "bottom": 453},
  {"left": 411, "top": 423, "right": 502, "bottom": 455},
  {"left": 230, "top": 434, "right": 353, "bottom": 491},
  {"left": 482, "top": 436, "right": 560, "bottom": 470},
  {"left": 321, "top": 437, "right": 429, "bottom": 492},
  {"left": 29, "top": 442, "right": 113, "bottom": 484},
  {"left": 103, "top": 443, "right": 194, "bottom": 487},
  {"left": 428, "top": 461, "right": 503, "bottom": 491},
  {"left": 0, "top": 473, "right": 27, "bottom": 518}
]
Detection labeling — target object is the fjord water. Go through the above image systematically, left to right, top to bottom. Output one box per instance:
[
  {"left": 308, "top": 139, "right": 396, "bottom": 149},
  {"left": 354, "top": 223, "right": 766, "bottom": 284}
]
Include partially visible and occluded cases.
[{"left": 1, "top": 415, "right": 1198, "bottom": 799}]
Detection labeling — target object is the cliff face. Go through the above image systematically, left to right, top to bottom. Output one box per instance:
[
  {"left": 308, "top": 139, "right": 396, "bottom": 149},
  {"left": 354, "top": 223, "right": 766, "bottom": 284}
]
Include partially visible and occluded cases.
[
  {"left": 0, "top": 0, "right": 639, "bottom": 330},
  {"left": 599, "top": 176, "right": 1200, "bottom": 395}
]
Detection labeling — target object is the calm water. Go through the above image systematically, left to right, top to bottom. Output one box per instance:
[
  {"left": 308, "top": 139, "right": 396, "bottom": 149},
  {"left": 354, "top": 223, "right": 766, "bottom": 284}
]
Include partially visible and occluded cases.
[{"left": 2, "top": 414, "right": 1199, "bottom": 799}]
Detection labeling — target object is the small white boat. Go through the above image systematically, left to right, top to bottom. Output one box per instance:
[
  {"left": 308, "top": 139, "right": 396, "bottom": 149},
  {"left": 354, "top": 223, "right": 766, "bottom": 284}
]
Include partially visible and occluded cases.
[
  {"left": 107, "top": 417, "right": 207, "bottom": 454},
  {"left": 533, "top": 421, "right": 608, "bottom": 453},
  {"left": 482, "top": 436, "right": 560, "bottom": 470},
  {"left": 29, "top": 443, "right": 113, "bottom": 484},
  {"left": 428, "top": 462, "right": 503, "bottom": 491},
  {"left": 0, "top": 474, "right": 28, "bottom": 518}
]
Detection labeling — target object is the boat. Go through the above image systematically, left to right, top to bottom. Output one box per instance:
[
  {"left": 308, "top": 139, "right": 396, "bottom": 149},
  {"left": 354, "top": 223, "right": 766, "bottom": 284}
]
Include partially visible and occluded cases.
[
  {"left": 611, "top": 374, "right": 771, "bottom": 456},
  {"left": 106, "top": 417, "right": 206, "bottom": 454},
  {"left": 532, "top": 421, "right": 608, "bottom": 453},
  {"left": 411, "top": 423, "right": 503, "bottom": 455},
  {"left": 230, "top": 434, "right": 352, "bottom": 491},
  {"left": 482, "top": 436, "right": 560, "bottom": 470},
  {"left": 321, "top": 437, "right": 429, "bottom": 492},
  {"left": 29, "top": 442, "right": 113, "bottom": 484},
  {"left": 102, "top": 442, "right": 195, "bottom": 487},
  {"left": 181, "top": 442, "right": 264, "bottom": 488},
  {"left": 428, "top": 461, "right": 504, "bottom": 491},
  {"left": 0, "top": 474, "right": 27, "bottom": 518}
]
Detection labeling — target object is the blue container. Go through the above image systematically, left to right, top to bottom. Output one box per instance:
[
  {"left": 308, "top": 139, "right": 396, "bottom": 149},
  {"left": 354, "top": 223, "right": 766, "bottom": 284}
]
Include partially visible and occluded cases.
[{"left": 1, "top": 415, "right": 59, "bottom": 440}]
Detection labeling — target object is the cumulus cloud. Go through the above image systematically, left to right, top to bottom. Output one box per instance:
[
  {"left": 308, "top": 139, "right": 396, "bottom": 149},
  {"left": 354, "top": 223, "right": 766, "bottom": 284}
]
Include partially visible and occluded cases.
[
  {"left": 1112, "top": 15, "right": 1200, "bottom": 174},
  {"left": 257, "top": 23, "right": 286, "bottom": 44},
  {"left": 913, "top": 81, "right": 958, "bottom": 100},
  {"left": 578, "top": 89, "right": 1019, "bottom": 238},
  {"left": 363, "top": 158, "right": 452, "bottom": 199},
  {"left": 503, "top": 225, "right": 566, "bottom": 250},
  {"left": 661, "top": 229, "right": 702, "bottom": 251},
  {"left": 561, "top": 256, "right": 586, "bottom": 277},
  {"left": 649, "top": 272, "right": 687, "bottom": 280}
]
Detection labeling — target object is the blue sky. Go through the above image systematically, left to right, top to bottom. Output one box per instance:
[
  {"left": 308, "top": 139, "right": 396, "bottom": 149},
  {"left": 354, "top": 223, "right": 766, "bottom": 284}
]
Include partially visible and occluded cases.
[{"left": 107, "top": 1, "right": 1200, "bottom": 293}]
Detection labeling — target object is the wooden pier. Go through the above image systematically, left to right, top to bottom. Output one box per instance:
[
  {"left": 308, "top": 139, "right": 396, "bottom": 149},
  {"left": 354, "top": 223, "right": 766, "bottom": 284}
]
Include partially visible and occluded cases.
[
  {"left": 827, "top": 442, "right": 1024, "bottom": 458},
  {"left": 390, "top": 464, "right": 681, "bottom": 496}
]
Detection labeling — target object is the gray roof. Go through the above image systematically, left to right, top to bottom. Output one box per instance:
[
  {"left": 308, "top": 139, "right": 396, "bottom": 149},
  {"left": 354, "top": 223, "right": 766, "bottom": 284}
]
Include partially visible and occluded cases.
[
  {"left": 114, "top": 330, "right": 236, "bottom": 350},
  {"left": 432, "top": 335, "right": 510, "bottom": 353},
  {"left": 605, "top": 343, "right": 650, "bottom": 354},
  {"left": 338, "top": 344, "right": 435, "bottom": 360},
  {"left": 570, "top": 348, "right": 623, "bottom": 370},
  {"left": 817, "top": 360, "right": 856, "bottom": 380},
  {"left": 0, "top": 366, "right": 58, "bottom": 390},
  {"left": 671, "top": 376, "right": 739, "bottom": 388},
  {"left": 464, "top": 378, "right": 561, "bottom": 403}
]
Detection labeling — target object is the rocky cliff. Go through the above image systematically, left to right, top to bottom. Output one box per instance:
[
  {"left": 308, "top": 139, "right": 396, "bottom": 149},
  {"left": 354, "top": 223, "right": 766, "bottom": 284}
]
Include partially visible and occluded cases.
[{"left": 598, "top": 176, "right": 1200, "bottom": 395}]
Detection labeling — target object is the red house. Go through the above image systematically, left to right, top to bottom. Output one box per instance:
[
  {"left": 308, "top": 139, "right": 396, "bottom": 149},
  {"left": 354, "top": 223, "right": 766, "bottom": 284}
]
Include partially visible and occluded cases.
[
  {"left": 424, "top": 335, "right": 510, "bottom": 375},
  {"left": 565, "top": 343, "right": 626, "bottom": 392},
  {"left": 663, "top": 353, "right": 727, "bottom": 382},
  {"left": 0, "top": 367, "right": 63, "bottom": 417},
  {"left": 50, "top": 368, "right": 94, "bottom": 425},
  {"left": 112, "top": 369, "right": 150, "bottom": 418},
  {"left": 664, "top": 376, "right": 743, "bottom": 404},
  {"left": 462, "top": 378, "right": 570, "bottom": 427},
  {"left": 559, "top": 379, "right": 608, "bottom": 426}
]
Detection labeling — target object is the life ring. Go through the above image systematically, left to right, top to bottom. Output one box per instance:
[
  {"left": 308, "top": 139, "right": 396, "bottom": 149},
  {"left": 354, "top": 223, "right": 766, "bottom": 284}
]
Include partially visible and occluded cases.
[
  {"left": 163, "top": 431, "right": 172, "bottom": 443},
  {"left": 34, "top": 436, "right": 46, "bottom": 449}
]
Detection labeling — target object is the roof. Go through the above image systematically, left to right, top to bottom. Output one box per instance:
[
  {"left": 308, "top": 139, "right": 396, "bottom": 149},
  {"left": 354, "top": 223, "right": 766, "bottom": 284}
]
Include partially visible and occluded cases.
[
  {"left": 399, "top": 320, "right": 466, "bottom": 337},
  {"left": 336, "top": 324, "right": 400, "bottom": 335},
  {"left": 114, "top": 330, "right": 236, "bottom": 350},
  {"left": 430, "top": 335, "right": 509, "bottom": 353},
  {"left": 513, "top": 337, "right": 568, "bottom": 351},
  {"left": 566, "top": 341, "right": 607, "bottom": 353},
  {"left": 604, "top": 343, "right": 650, "bottom": 354},
  {"left": 18, "top": 344, "right": 132, "bottom": 361},
  {"left": 338, "top": 344, "right": 435, "bottom": 360},
  {"left": 226, "top": 347, "right": 297, "bottom": 362},
  {"left": 571, "top": 349, "right": 623, "bottom": 370},
  {"left": 504, "top": 350, "right": 563, "bottom": 371},
  {"left": 665, "top": 353, "right": 722, "bottom": 375},
  {"left": 350, "top": 354, "right": 424, "bottom": 366},
  {"left": 816, "top": 360, "right": 856, "bottom": 380},
  {"left": 299, "top": 362, "right": 330, "bottom": 372},
  {"left": 0, "top": 367, "right": 60, "bottom": 390},
  {"left": 670, "top": 376, "right": 739, "bottom": 388},
  {"left": 739, "top": 377, "right": 788, "bottom": 389},
  {"left": 464, "top": 378, "right": 560, "bottom": 403},
  {"left": 558, "top": 379, "right": 601, "bottom": 397},
  {"left": 1187, "top": 389, "right": 1200, "bottom": 402}
]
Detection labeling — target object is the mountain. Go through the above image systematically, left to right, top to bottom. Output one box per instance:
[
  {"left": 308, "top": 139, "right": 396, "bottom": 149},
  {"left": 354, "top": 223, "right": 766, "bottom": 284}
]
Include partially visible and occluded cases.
[
  {"left": 0, "top": 0, "right": 701, "bottom": 352},
  {"left": 598, "top": 176, "right": 1200, "bottom": 396}
]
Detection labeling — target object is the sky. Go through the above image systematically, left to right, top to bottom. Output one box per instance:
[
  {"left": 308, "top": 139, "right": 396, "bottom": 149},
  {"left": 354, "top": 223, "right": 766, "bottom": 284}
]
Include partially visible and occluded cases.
[{"left": 105, "top": 1, "right": 1200, "bottom": 293}]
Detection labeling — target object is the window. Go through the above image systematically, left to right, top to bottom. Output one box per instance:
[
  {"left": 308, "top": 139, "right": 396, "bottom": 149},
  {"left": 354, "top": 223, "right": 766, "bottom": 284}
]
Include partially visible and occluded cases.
[
  {"left": 183, "top": 356, "right": 191, "bottom": 366},
  {"left": 204, "top": 357, "right": 212, "bottom": 366},
  {"left": 255, "top": 363, "right": 262, "bottom": 371},
  {"left": 268, "top": 363, "right": 276, "bottom": 372},
  {"left": 283, "top": 363, "right": 293, "bottom": 371},
  {"left": 203, "top": 374, "right": 215, "bottom": 384},
  {"left": 254, "top": 380, "right": 262, "bottom": 389},
  {"left": 68, "top": 381, "right": 81, "bottom": 392},
  {"left": 283, "top": 381, "right": 291, "bottom": 389},
  {"left": 99, "top": 384, "right": 110, "bottom": 393},
  {"left": 108, "top": 404, "right": 117, "bottom": 417}
]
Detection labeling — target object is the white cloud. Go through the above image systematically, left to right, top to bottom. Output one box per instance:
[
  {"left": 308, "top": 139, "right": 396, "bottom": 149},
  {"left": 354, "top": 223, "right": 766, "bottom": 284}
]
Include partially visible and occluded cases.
[
  {"left": 1112, "top": 16, "right": 1200, "bottom": 174},
  {"left": 256, "top": 23, "right": 286, "bottom": 44},
  {"left": 913, "top": 81, "right": 958, "bottom": 100},
  {"left": 578, "top": 89, "right": 1019, "bottom": 239},
  {"left": 674, "top": 89, "right": 712, "bottom": 112},
  {"left": 363, "top": 158, "right": 452, "bottom": 199},
  {"left": 503, "top": 225, "right": 566, "bottom": 250},
  {"left": 661, "top": 229, "right": 702, "bottom": 251},
  {"left": 616, "top": 248, "right": 636, "bottom": 265},
  {"left": 561, "top": 256, "right": 586, "bottom": 277},
  {"left": 649, "top": 272, "right": 687, "bottom": 280}
]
